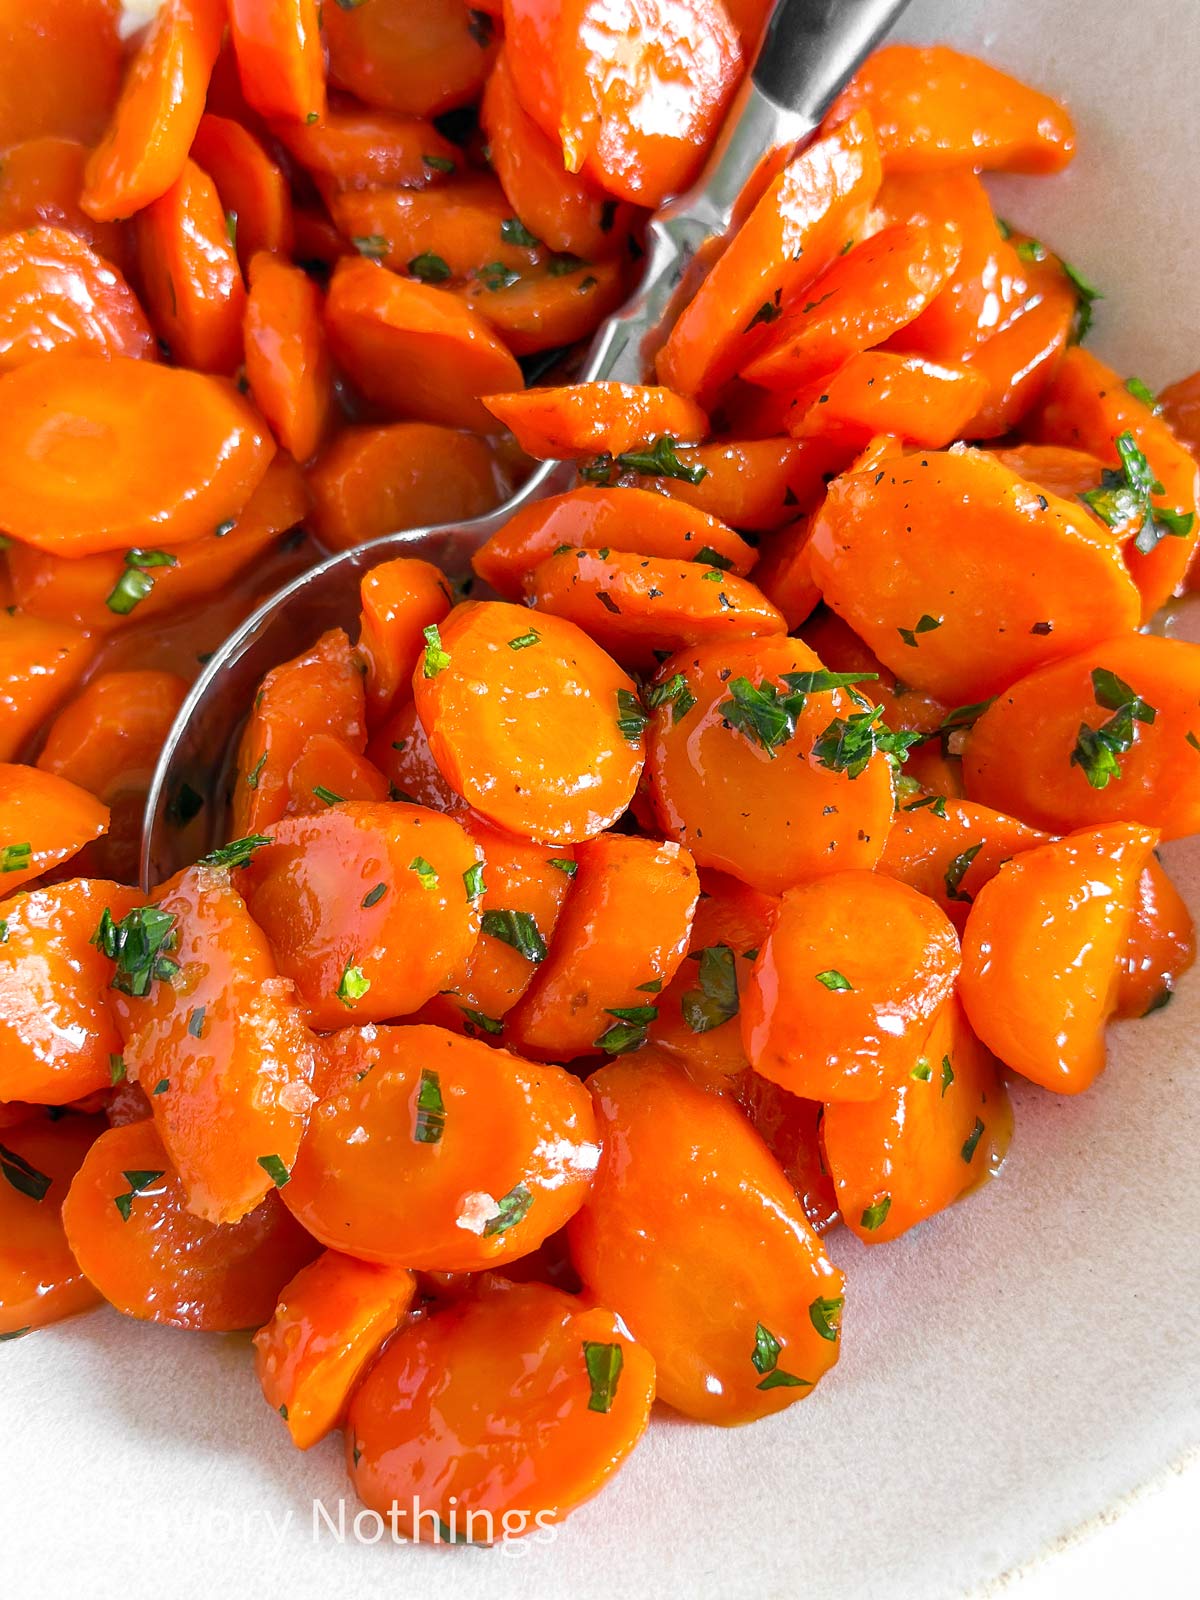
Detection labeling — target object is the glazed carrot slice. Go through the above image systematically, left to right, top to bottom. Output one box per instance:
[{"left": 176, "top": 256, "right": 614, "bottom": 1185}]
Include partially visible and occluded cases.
[
  {"left": 0, "top": 0, "right": 123, "bottom": 149},
  {"left": 82, "top": 0, "right": 226, "bottom": 222},
  {"left": 228, "top": 0, "right": 325, "bottom": 125},
  {"left": 324, "top": 0, "right": 498, "bottom": 118},
  {"left": 552, "top": 0, "right": 742, "bottom": 207},
  {"left": 825, "top": 45, "right": 1076, "bottom": 174},
  {"left": 482, "top": 48, "right": 632, "bottom": 259},
  {"left": 272, "top": 100, "right": 460, "bottom": 190},
  {"left": 658, "top": 112, "right": 882, "bottom": 402},
  {"left": 190, "top": 115, "right": 296, "bottom": 271},
  {"left": 0, "top": 137, "right": 127, "bottom": 268},
  {"left": 136, "top": 159, "right": 245, "bottom": 375},
  {"left": 328, "top": 173, "right": 543, "bottom": 281},
  {"left": 291, "top": 208, "right": 355, "bottom": 272},
  {"left": 742, "top": 222, "right": 962, "bottom": 391},
  {"left": 0, "top": 227, "right": 155, "bottom": 372},
  {"left": 244, "top": 254, "right": 334, "bottom": 463},
  {"left": 325, "top": 257, "right": 523, "bottom": 432},
  {"left": 456, "top": 259, "right": 628, "bottom": 357},
  {"left": 959, "top": 268, "right": 1076, "bottom": 438},
  {"left": 1030, "top": 346, "right": 1200, "bottom": 616},
  {"left": 789, "top": 352, "right": 990, "bottom": 449},
  {"left": 0, "top": 356, "right": 274, "bottom": 556},
  {"left": 1159, "top": 369, "right": 1200, "bottom": 458},
  {"left": 484, "top": 384, "right": 708, "bottom": 459},
  {"left": 307, "top": 422, "right": 505, "bottom": 552},
  {"left": 635, "top": 435, "right": 856, "bottom": 531},
  {"left": 991, "top": 443, "right": 1122, "bottom": 515},
  {"left": 807, "top": 446, "right": 1142, "bottom": 704},
  {"left": 8, "top": 455, "right": 307, "bottom": 632},
  {"left": 474, "top": 485, "right": 756, "bottom": 601},
  {"left": 751, "top": 519, "right": 821, "bottom": 630},
  {"left": 525, "top": 549, "right": 785, "bottom": 670},
  {"left": 358, "top": 557, "right": 453, "bottom": 726},
  {"left": 412, "top": 601, "right": 644, "bottom": 844},
  {"left": 799, "top": 601, "right": 947, "bottom": 740},
  {"left": 0, "top": 614, "right": 97, "bottom": 761},
  {"left": 231, "top": 626, "right": 367, "bottom": 837},
  {"left": 645, "top": 634, "right": 896, "bottom": 894},
  {"left": 962, "top": 634, "right": 1200, "bottom": 841},
  {"left": 365, "top": 700, "right": 467, "bottom": 815},
  {"left": 283, "top": 736, "right": 390, "bottom": 816},
  {"left": 0, "top": 765, "right": 109, "bottom": 896},
  {"left": 878, "top": 793, "right": 1049, "bottom": 934},
  {"left": 238, "top": 802, "right": 483, "bottom": 1029},
  {"left": 424, "top": 814, "right": 576, "bottom": 1036},
  {"left": 959, "top": 824, "right": 1158, "bottom": 1094},
  {"left": 506, "top": 834, "right": 699, "bottom": 1060},
  {"left": 1115, "top": 858, "right": 1195, "bottom": 1021},
  {"left": 740, "top": 871, "right": 960, "bottom": 1102},
  {"left": 0, "top": 880, "right": 140, "bottom": 1104},
  {"left": 822, "top": 996, "right": 1010, "bottom": 1245},
  {"left": 284, "top": 1023, "right": 598, "bottom": 1269},
  {"left": 569, "top": 1051, "right": 843, "bottom": 1424},
  {"left": 0, "top": 1114, "right": 105, "bottom": 1336},
  {"left": 62, "top": 1120, "right": 319, "bottom": 1328},
  {"left": 254, "top": 1251, "right": 417, "bottom": 1449},
  {"left": 347, "top": 1278, "right": 654, "bottom": 1537}
]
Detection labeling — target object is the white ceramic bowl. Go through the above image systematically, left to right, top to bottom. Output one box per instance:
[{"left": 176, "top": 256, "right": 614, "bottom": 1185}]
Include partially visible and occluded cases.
[{"left": 4, "top": 1, "right": 1198, "bottom": 1595}]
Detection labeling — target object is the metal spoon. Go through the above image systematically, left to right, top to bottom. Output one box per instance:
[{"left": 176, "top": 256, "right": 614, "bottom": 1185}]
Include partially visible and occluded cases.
[{"left": 142, "top": 0, "right": 910, "bottom": 888}]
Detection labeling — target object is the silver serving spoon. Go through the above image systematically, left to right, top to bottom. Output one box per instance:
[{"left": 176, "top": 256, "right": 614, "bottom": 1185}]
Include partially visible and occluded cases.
[{"left": 142, "top": 0, "right": 910, "bottom": 889}]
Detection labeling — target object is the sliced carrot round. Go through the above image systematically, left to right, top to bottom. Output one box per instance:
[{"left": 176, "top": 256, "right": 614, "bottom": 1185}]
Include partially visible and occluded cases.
[
  {"left": 0, "top": 0, "right": 123, "bottom": 150},
  {"left": 227, "top": 0, "right": 325, "bottom": 125},
  {"left": 324, "top": 0, "right": 498, "bottom": 118},
  {"left": 272, "top": 100, "right": 460, "bottom": 190},
  {"left": 190, "top": 114, "right": 296, "bottom": 271},
  {"left": 0, "top": 137, "right": 127, "bottom": 268},
  {"left": 0, "top": 226, "right": 155, "bottom": 372},
  {"left": 244, "top": 253, "right": 333, "bottom": 463},
  {"left": 456, "top": 258, "right": 628, "bottom": 357},
  {"left": 484, "top": 382, "right": 708, "bottom": 459},
  {"left": 358, "top": 556, "right": 453, "bottom": 727},
  {"left": 0, "top": 614, "right": 96, "bottom": 761},
  {"left": 365, "top": 699, "right": 467, "bottom": 815},
  {"left": 0, "top": 763, "right": 109, "bottom": 896},
  {"left": 1115, "top": 858, "right": 1195, "bottom": 1021},
  {"left": 0, "top": 1113, "right": 105, "bottom": 1337}
]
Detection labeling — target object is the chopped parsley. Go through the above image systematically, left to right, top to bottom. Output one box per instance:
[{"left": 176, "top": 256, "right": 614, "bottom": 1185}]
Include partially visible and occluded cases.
[
  {"left": 500, "top": 217, "right": 540, "bottom": 248},
  {"left": 408, "top": 251, "right": 451, "bottom": 283},
  {"left": 1081, "top": 431, "right": 1194, "bottom": 555},
  {"left": 580, "top": 435, "right": 707, "bottom": 486},
  {"left": 105, "top": 548, "right": 178, "bottom": 615},
  {"left": 897, "top": 613, "right": 942, "bottom": 648},
  {"left": 422, "top": 623, "right": 450, "bottom": 677},
  {"left": 508, "top": 629, "right": 540, "bottom": 650},
  {"left": 1070, "top": 667, "right": 1156, "bottom": 789},
  {"left": 646, "top": 672, "right": 697, "bottom": 723},
  {"left": 616, "top": 687, "right": 648, "bottom": 742},
  {"left": 812, "top": 702, "right": 919, "bottom": 778},
  {"left": 0, "top": 843, "right": 31, "bottom": 874},
  {"left": 944, "top": 843, "right": 983, "bottom": 903},
  {"left": 409, "top": 856, "right": 439, "bottom": 892},
  {"left": 462, "top": 863, "right": 485, "bottom": 902},
  {"left": 362, "top": 883, "right": 388, "bottom": 909},
  {"left": 91, "top": 905, "right": 179, "bottom": 998},
  {"left": 480, "top": 909, "right": 547, "bottom": 962},
  {"left": 681, "top": 944, "right": 739, "bottom": 1033},
  {"left": 337, "top": 961, "right": 370, "bottom": 1006},
  {"left": 815, "top": 969, "right": 852, "bottom": 992},
  {"left": 595, "top": 1006, "right": 657, "bottom": 1054},
  {"left": 413, "top": 1069, "right": 446, "bottom": 1145},
  {"left": 961, "top": 1117, "right": 986, "bottom": 1163},
  {"left": 0, "top": 1143, "right": 52, "bottom": 1202},
  {"left": 257, "top": 1154, "right": 291, "bottom": 1189},
  {"left": 113, "top": 1168, "right": 166, "bottom": 1221},
  {"left": 483, "top": 1182, "right": 532, "bottom": 1236},
  {"left": 860, "top": 1195, "right": 892, "bottom": 1231},
  {"left": 808, "top": 1295, "right": 843, "bottom": 1342},
  {"left": 750, "top": 1322, "right": 810, "bottom": 1391},
  {"left": 582, "top": 1340, "right": 624, "bottom": 1412}
]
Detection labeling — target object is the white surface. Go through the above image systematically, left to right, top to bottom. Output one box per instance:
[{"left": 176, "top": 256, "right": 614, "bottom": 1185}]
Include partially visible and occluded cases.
[{"left": 4, "top": 1, "right": 1199, "bottom": 1595}]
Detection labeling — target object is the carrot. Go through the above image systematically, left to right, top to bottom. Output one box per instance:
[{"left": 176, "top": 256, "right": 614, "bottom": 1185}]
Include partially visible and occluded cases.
[
  {"left": 0, "top": 0, "right": 123, "bottom": 150},
  {"left": 82, "top": 0, "right": 226, "bottom": 222},
  {"left": 228, "top": 0, "right": 325, "bottom": 125},
  {"left": 325, "top": 0, "right": 498, "bottom": 117},
  {"left": 546, "top": 0, "right": 742, "bottom": 207},
  {"left": 824, "top": 45, "right": 1076, "bottom": 174},
  {"left": 482, "top": 48, "right": 633, "bottom": 259},
  {"left": 272, "top": 100, "right": 460, "bottom": 191},
  {"left": 657, "top": 112, "right": 882, "bottom": 402},
  {"left": 190, "top": 115, "right": 296, "bottom": 272},
  {"left": 0, "top": 137, "right": 128, "bottom": 268},
  {"left": 328, "top": 173, "right": 544, "bottom": 282},
  {"left": 291, "top": 208, "right": 355, "bottom": 271},
  {"left": 741, "top": 221, "right": 962, "bottom": 391},
  {"left": 0, "top": 227, "right": 155, "bottom": 371},
  {"left": 244, "top": 254, "right": 334, "bottom": 463},
  {"left": 325, "top": 257, "right": 523, "bottom": 432},
  {"left": 456, "top": 258, "right": 628, "bottom": 357},
  {"left": 959, "top": 266, "right": 1075, "bottom": 438},
  {"left": 1029, "top": 346, "right": 1200, "bottom": 616},
  {"left": 788, "top": 352, "right": 990, "bottom": 449},
  {"left": 0, "top": 355, "right": 274, "bottom": 556},
  {"left": 1159, "top": 370, "right": 1200, "bottom": 459},
  {"left": 483, "top": 383, "right": 708, "bottom": 459},
  {"left": 306, "top": 422, "right": 506, "bottom": 552},
  {"left": 631, "top": 435, "right": 856, "bottom": 531},
  {"left": 991, "top": 443, "right": 1118, "bottom": 513},
  {"left": 807, "top": 446, "right": 1143, "bottom": 704},
  {"left": 8, "top": 454, "right": 307, "bottom": 632},
  {"left": 474, "top": 485, "right": 756, "bottom": 600},
  {"left": 751, "top": 519, "right": 822, "bottom": 630},
  {"left": 525, "top": 548, "right": 785, "bottom": 670},
  {"left": 357, "top": 557, "right": 453, "bottom": 727},
  {"left": 799, "top": 591, "right": 947, "bottom": 739},
  {"left": 411, "top": 600, "right": 645, "bottom": 843},
  {"left": 0, "top": 614, "right": 97, "bottom": 761},
  {"left": 231, "top": 626, "right": 367, "bottom": 837},
  {"left": 644, "top": 634, "right": 897, "bottom": 894},
  {"left": 961, "top": 634, "right": 1200, "bottom": 841},
  {"left": 365, "top": 699, "right": 467, "bottom": 815},
  {"left": 283, "top": 736, "right": 390, "bottom": 816},
  {"left": 0, "top": 764, "right": 109, "bottom": 896},
  {"left": 238, "top": 802, "right": 483, "bottom": 1029},
  {"left": 424, "top": 814, "right": 577, "bottom": 1036},
  {"left": 959, "top": 824, "right": 1158, "bottom": 1094},
  {"left": 506, "top": 833, "right": 699, "bottom": 1060},
  {"left": 1115, "top": 859, "right": 1195, "bottom": 1021},
  {"left": 740, "top": 870, "right": 960, "bottom": 1101},
  {"left": 0, "top": 880, "right": 140, "bottom": 1103},
  {"left": 822, "top": 995, "right": 1010, "bottom": 1245},
  {"left": 284, "top": 1023, "right": 598, "bottom": 1270},
  {"left": 568, "top": 1051, "right": 843, "bottom": 1424},
  {"left": 0, "top": 1114, "right": 106, "bottom": 1336},
  {"left": 61, "top": 1119, "right": 319, "bottom": 1328},
  {"left": 253, "top": 1252, "right": 416, "bottom": 1449},
  {"left": 347, "top": 1278, "right": 654, "bottom": 1536}
]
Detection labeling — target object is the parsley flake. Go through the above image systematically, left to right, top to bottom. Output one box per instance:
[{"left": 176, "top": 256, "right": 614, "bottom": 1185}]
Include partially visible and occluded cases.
[
  {"left": 480, "top": 909, "right": 547, "bottom": 962},
  {"left": 681, "top": 944, "right": 739, "bottom": 1033},
  {"left": 582, "top": 1340, "right": 624, "bottom": 1412}
]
